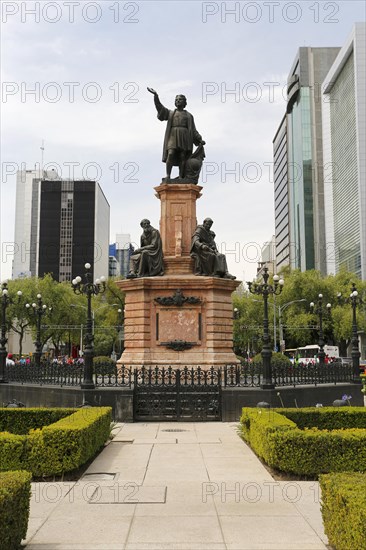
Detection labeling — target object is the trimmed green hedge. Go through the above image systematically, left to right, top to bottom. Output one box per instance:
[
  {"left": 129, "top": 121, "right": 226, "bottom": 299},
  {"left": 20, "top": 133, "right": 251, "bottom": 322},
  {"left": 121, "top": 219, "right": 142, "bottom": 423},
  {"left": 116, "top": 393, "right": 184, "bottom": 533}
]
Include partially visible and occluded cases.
[
  {"left": 0, "top": 407, "right": 112, "bottom": 476},
  {"left": 240, "top": 407, "right": 366, "bottom": 476},
  {"left": 275, "top": 407, "right": 366, "bottom": 430},
  {"left": 0, "top": 408, "right": 75, "bottom": 435},
  {"left": 241, "top": 408, "right": 296, "bottom": 463},
  {"left": 0, "top": 433, "right": 27, "bottom": 471},
  {"left": 0, "top": 470, "right": 32, "bottom": 550},
  {"left": 320, "top": 472, "right": 366, "bottom": 550}
]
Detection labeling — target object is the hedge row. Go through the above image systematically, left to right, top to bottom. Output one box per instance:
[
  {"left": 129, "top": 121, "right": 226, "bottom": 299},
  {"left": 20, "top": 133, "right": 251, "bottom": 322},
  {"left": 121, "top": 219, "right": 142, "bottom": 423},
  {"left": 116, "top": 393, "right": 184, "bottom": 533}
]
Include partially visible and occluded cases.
[
  {"left": 0, "top": 407, "right": 112, "bottom": 476},
  {"left": 240, "top": 407, "right": 366, "bottom": 476},
  {"left": 274, "top": 407, "right": 366, "bottom": 430},
  {"left": 0, "top": 408, "right": 75, "bottom": 435},
  {"left": 0, "top": 470, "right": 32, "bottom": 550},
  {"left": 320, "top": 472, "right": 366, "bottom": 550}
]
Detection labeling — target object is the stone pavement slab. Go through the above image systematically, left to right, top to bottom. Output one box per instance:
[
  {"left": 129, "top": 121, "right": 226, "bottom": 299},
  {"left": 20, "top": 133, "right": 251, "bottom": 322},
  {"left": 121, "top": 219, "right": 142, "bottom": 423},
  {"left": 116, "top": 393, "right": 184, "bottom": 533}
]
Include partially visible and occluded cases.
[{"left": 24, "top": 422, "right": 328, "bottom": 550}]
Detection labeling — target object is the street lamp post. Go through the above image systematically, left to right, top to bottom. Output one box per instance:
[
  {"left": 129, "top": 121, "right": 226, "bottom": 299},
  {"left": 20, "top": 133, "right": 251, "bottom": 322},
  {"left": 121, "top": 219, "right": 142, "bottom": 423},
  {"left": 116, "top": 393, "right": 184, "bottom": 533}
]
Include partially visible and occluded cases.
[
  {"left": 72, "top": 263, "right": 106, "bottom": 389},
  {"left": 247, "top": 268, "right": 284, "bottom": 389},
  {"left": 0, "top": 282, "right": 22, "bottom": 383},
  {"left": 338, "top": 283, "right": 363, "bottom": 383},
  {"left": 25, "top": 294, "right": 52, "bottom": 367},
  {"left": 310, "top": 294, "right": 331, "bottom": 368},
  {"left": 250, "top": 299, "right": 278, "bottom": 352},
  {"left": 278, "top": 299, "right": 307, "bottom": 350}
]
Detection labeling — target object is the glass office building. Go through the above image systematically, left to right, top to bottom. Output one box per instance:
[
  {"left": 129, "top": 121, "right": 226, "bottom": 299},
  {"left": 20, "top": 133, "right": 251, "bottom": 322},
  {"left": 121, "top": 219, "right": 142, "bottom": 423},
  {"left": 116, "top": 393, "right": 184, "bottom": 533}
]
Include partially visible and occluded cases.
[
  {"left": 323, "top": 23, "right": 366, "bottom": 279},
  {"left": 286, "top": 47, "right": 340, "bottom": 273}
]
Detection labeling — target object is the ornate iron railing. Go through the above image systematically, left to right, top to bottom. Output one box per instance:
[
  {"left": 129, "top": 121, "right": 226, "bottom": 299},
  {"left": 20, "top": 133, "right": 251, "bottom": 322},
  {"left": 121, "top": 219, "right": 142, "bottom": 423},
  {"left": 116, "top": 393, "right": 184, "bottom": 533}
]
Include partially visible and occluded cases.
[
  {"left": 4, "top": 360, "right": 355, "bottom": 388},
  {"left": 4, "top": 361, "right": 83, "bottom": 387},
  {"left": 223, "top": 363, "right": 262, "bottom": 387},
  {"left": 95, "top": 364, "right": 132, "bottom": 387},
  {"left": 134, "top": 365, "right": 220, "bottom": 387},
  {"left": 133, "top": 366, "right": 221, "bottom": 421}
]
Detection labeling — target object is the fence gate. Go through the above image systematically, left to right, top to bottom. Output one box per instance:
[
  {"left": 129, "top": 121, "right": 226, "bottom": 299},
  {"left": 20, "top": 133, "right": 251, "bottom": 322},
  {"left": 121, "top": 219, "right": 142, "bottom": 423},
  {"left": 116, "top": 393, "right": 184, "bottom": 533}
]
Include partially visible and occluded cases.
[{"left": 133, "top": 366, "right": 221, "bottom": 421}]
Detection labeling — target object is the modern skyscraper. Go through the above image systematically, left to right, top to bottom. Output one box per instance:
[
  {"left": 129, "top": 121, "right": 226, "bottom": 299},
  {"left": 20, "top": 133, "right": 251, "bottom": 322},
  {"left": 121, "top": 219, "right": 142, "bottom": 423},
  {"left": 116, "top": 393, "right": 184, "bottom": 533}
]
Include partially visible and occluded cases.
[
  {"left": 322, "top": 23, "right": 366, "bottom": 279},
  {"left": 273, "top": 46, "right": 340, "bottom": 274},
  {"left": 273, "top": 115, "right": 289, "bottom": 271},
  {"left": 13, "top": 170, "right": 110, "bottom": 282}
]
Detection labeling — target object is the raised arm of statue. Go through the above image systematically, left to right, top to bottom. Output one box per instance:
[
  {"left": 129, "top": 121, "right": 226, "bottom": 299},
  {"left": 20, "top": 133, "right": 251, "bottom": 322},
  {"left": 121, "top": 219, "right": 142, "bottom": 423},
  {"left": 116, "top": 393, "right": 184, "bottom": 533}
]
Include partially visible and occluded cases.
[{"left": 147, "top": 86, "right": 167, "bottom": 119}]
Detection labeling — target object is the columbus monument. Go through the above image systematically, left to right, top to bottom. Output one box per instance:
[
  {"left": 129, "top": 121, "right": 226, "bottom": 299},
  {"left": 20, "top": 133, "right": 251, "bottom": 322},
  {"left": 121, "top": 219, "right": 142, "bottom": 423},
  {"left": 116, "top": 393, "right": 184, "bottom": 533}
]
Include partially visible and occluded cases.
[{"left": 116, "top": 89, "right": 240, "bottom": 368}]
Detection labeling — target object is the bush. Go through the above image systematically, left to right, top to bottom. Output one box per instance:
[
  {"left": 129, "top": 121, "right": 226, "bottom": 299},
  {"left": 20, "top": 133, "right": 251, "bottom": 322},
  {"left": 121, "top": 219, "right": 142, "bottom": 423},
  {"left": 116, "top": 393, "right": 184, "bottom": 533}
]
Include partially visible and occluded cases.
[
  {"left": 252, "top": 352, "right": 292, "bottom": 368},
  {"left": 93, "top": 356, "right": 117, "bottom": 375},
  {"left": 94, "top": 356, "right": 116, "bottom": 366},
  {"left": 0, "top": 407, "right": 112, "bottom": 476},
  {"left": 27, "top": 407, "right": 112, "bottom": 476},
  {"left": 240, "top": 407, "right": 366, "bottom": 476},
  {"left": 275, "top": 407, "right": 366, "bottom": 430},
  {"left": 0, "top": 408, "right": 74, "bottom": 435},
  {"left": 240, "top": 408, "right": 296, "bottom": 463},
  {"left": 268, "top": 426, "right": 366, "bottom": 475},
  {"left": 0, "top": 433, "right": 27, "bottom": 471},
  {"left": 0, "top": 470, "right": 32, "bottom": 550},
  {"left": 320, "top": 472, "right": 366, "bottom": 550}
]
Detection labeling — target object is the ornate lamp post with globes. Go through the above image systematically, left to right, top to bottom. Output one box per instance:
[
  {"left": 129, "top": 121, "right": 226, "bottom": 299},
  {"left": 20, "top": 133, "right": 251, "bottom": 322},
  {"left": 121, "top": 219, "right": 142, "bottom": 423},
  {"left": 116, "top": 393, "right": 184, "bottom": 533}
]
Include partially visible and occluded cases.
[
  {"left": 72, "top": 263, "right": 106, "bottom": 389},
  {"left": 247, "top": 268, "right": 284, "bottom": 389},
  {"left": 0, "top": 282, "right": 22, "bottom": 383},
  {"left": 338, "top": 283, "right": 363, "bottom": 383},
  {"left": 25, "top": 294, "right": 52, "bottom": 368},
  {"left": 310, "top": 294, "right": 331, "bottom": 368}
]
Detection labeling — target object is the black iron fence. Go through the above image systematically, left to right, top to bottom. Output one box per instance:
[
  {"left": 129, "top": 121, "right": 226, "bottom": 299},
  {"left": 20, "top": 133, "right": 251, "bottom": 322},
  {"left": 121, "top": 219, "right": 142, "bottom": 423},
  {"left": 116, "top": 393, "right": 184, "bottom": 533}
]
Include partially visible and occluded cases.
[
  {"left": 4, "top": 359, "right": 357, "bottom": 388},
  {"left": 4, "top": 361, "right": 133, "bottom": 388},
  {"left": 133, "top": 366, "right": 221, "bottom": 421}
]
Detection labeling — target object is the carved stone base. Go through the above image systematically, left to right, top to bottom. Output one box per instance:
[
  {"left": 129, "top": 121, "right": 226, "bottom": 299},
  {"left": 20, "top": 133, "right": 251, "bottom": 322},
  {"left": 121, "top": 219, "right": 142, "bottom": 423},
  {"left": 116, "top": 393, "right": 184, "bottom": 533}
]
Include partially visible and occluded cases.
[
  {"left": 163, "top": 256, "right": 195, "bottom": 275},
  {"left": 116, "top": 275, "right": 240, "bottom": 369}
]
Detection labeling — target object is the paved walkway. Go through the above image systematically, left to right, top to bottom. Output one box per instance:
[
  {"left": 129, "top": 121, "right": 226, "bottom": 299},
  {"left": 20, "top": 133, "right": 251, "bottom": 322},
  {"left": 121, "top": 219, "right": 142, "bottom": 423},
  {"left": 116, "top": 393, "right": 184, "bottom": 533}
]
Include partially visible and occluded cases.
[{"left": 25, "top": 422, "right": 328, "bottom": 550}]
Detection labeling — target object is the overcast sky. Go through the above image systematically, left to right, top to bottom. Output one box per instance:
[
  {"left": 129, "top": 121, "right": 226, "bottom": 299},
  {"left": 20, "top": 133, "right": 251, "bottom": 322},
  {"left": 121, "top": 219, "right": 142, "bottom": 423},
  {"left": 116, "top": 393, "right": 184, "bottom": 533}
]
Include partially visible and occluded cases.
[{"left": 1, "top": 0, "right": 365, "bottom": 281}]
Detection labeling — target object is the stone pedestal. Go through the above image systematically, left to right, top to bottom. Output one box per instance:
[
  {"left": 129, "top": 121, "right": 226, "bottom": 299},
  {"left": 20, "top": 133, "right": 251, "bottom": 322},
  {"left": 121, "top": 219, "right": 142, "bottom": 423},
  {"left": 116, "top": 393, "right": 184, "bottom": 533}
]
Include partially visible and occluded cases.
[
  {"left": 116, "top": 181, "right": 241, "bottom": 369},
  {"left": 155, "top": 183, "right": 201, "bottom": 275},
  {"left": 117, "top": 275, "right": 240, "bottom": 367}
]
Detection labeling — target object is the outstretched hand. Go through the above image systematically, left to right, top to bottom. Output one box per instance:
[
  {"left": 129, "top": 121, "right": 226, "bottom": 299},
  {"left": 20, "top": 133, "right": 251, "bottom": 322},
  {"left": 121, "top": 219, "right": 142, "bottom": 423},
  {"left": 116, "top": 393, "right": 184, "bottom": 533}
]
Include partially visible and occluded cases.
[{"left": 147, "top": 87, "right": 158, "bottom": 95}]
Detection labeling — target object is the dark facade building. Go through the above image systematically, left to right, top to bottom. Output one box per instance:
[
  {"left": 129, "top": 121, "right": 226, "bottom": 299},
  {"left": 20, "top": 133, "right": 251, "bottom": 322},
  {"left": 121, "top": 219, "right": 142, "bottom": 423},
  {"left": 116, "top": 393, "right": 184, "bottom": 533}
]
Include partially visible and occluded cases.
[{"left": 13, "top": 172, "right": 109, "bottom": 282}]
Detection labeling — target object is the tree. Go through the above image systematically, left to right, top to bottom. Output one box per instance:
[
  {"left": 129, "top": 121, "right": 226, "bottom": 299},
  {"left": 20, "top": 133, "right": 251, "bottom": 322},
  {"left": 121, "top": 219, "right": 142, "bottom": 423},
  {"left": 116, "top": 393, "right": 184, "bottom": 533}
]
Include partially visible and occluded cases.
[
  {"left": 234, "top": 268, "right": 366, "bottom": 355},
  {"left": 327, "top": 271, "right": 366, "bottom": 356},
  {"left": 35, "top": 275, "right": 82, "bottom": 356},
  {"left": 5, "top": 277, "right": 36, "bottom": 356},
  {"left": 91, "top": 278, "right": 125, "bottom": 358},
  {"left": 232, "top": 292, "right": 264, "bottom": 358}
]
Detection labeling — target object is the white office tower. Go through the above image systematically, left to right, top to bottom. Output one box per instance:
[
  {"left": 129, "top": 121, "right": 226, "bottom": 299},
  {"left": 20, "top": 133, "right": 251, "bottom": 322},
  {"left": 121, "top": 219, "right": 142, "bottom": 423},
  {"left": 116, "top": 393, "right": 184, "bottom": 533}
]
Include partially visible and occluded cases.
[{"left": 12, "top": 168, "right": 58, "bottom": 279}]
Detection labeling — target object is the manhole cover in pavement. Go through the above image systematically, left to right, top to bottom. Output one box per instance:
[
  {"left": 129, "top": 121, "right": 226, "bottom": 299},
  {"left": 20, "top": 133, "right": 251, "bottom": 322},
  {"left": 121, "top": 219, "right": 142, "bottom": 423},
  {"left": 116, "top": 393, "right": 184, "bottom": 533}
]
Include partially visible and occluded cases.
[
  {"left": 161, "top": 429, "right": 188, "bottom": 432},
  {"left": 82, "top": 473, "right": 116, "bottom": 481}
]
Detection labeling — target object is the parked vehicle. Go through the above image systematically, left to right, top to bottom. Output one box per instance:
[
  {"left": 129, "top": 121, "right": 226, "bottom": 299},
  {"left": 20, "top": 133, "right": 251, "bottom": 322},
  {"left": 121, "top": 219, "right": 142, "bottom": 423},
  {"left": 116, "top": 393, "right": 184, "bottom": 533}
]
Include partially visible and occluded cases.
[{"left": 296, "top": 344, "right": 339, "bottom": 365}]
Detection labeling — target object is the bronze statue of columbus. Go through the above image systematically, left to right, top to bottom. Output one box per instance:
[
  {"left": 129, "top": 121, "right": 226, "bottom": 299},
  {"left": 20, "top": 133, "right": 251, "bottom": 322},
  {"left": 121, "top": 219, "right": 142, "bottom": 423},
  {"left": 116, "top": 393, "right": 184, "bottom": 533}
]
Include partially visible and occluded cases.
[{"left": 147, "top": 87, "right": 205, "bottom": 181}]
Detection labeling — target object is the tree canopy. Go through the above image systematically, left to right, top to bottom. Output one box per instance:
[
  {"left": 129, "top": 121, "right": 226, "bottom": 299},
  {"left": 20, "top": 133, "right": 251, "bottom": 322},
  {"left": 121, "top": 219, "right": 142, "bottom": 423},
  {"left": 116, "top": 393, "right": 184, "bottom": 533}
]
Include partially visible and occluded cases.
[
  {"left": 233, "top": 268, "right": 366, "bottom": 356},
  {"left": 3, "top": 275, "right": 125, "bottom": 357}
]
